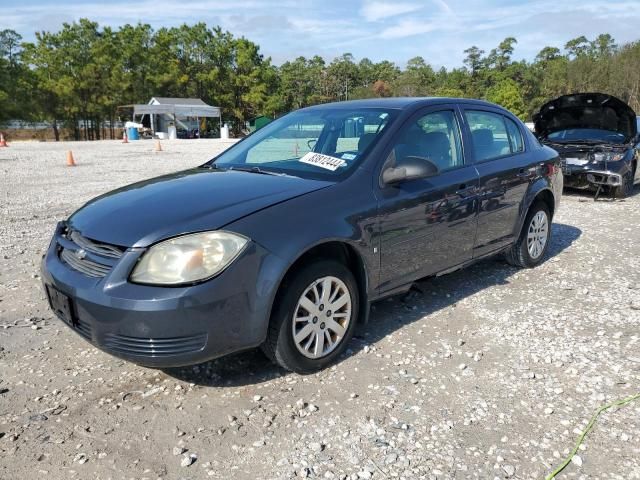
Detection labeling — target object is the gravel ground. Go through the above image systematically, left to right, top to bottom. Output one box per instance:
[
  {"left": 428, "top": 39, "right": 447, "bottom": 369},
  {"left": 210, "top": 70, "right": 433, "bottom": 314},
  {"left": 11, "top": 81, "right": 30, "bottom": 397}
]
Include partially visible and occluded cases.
[{"left": 1, "top": 139, "right": 639, "bottom": 480}]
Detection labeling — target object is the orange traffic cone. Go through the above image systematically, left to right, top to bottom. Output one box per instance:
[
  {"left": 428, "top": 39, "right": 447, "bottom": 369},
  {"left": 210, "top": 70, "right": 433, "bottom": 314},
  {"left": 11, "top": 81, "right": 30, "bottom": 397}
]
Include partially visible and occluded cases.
[
  {"left": 122, "top": 130, "right": 129, "bottom": 143},
  {"left": 0, "top": 133, "right": 8, "bottom": 147},
  {"left": 155, "top": 139, "right": 162, "bottom": 152},
  {"left": 66, "top": 150, "right": 76, "bottom": 167}
]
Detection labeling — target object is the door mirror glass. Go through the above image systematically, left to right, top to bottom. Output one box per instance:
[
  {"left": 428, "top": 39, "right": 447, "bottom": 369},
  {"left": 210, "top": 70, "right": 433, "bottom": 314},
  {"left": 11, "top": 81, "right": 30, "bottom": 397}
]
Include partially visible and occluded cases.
[{"left": 382, "top": 155, "right": 439, "bottom": 185}]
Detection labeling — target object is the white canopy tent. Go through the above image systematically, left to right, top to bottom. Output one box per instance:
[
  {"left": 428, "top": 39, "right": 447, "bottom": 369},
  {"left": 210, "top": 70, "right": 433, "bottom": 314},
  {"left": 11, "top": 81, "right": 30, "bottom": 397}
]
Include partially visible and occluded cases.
[{"left": 132, "top": 97, "right": 222, "bottom": 138}]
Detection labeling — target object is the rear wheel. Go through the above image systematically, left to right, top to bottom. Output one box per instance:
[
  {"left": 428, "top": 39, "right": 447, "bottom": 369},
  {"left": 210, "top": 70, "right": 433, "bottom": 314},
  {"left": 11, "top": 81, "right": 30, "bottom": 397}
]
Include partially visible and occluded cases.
[
  {"left": 505, "top": 202, "right": 551, "bottom": 268},
  {"left": 261, "top": 260, "right": 359, "bottom": 373}
]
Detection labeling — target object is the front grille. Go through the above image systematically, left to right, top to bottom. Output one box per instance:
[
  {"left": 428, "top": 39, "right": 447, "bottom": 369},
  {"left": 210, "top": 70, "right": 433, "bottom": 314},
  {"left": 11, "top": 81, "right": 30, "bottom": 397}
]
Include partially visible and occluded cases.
[
  {"left": 58, "top": 228, "right": 124, "bottom": 279},
  {"left": 69, "top": 230, "right": 124, "bottom": 259},
  {"left": 60, "top": 248, "right": 112, "bottom": 278},
  {"left": 102, "top": 333, "right": 208, "bottom": 357}
]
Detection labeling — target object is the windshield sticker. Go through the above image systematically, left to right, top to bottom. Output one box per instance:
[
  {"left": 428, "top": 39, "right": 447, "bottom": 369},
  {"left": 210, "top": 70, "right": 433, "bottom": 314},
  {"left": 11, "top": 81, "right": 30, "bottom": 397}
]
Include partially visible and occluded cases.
[
  {"left": 299, "top": 152, "right": 347, "bottom": 171},
  {"left": 341, "top": 153, "right": 357, "bottom": 160}
]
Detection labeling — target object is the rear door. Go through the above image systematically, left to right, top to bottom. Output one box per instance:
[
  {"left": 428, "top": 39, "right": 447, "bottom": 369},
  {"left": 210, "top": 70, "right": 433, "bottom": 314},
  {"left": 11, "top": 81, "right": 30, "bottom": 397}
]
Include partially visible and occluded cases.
[
  {"left": 375, "top": 105, "right": 480, "bottom": 294},
  {"left": 461, "top": 108, "right": 533, "bottom": 257}
]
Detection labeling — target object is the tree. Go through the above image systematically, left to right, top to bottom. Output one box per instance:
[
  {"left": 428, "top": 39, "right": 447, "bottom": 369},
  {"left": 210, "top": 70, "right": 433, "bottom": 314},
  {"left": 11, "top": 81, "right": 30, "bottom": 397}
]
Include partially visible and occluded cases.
[
  {"left": 6, "top": 23, "right": 640, "bottom": 136},
  {"left": 0, "top": 29, "right": 22, "bottom": 65},
  {"left": 0, "top": 30, "right": 28, "bottom": 125},
  {"left": 590, "top": 33, "right": 617, "bottom": 57},
  {"left": 565, "top": 36, "right": 590, "bottom": 58},
  {"left": 487, "top": 37, "right": 517, "bottom": 70},
  {"left": 463, "top": 46, "right": 485, "bottom": 75},
  {"left": 535, "top": 46, "right": 561, "bottom": 64},
  {"left": 327, "top": 53, "right": 360, "bottom": 101},
  {"left": 394, "top": 56, "right": 435, "bottom": 96},
  {"left": 486, "top": 79, "right": 526, "bottom": 119},
  {"left": 372, "top": 80, "right": 392, "bottom": 97}
]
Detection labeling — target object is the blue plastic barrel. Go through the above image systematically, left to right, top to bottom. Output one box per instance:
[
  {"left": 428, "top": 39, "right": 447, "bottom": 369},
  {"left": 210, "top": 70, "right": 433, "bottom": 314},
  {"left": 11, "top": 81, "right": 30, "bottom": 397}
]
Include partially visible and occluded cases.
[{"left": 127, "top": 127, "right": 139, "bottom": 140}]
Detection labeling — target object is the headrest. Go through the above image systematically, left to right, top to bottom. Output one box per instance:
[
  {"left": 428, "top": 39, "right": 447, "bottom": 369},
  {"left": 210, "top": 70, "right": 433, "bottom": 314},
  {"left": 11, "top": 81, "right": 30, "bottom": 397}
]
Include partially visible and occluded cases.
[
  {"left": 472, "top": 128, "right": 494, "bottom": 147},
  {"left": 421, "top": 131, "right": 450, "bottom": 149},
  {"left": 358, "top": 133, "right": 376, "bottom": 152}
]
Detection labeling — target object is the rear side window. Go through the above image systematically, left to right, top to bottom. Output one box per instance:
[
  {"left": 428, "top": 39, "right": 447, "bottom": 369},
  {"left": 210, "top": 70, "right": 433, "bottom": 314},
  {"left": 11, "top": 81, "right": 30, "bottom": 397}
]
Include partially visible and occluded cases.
[
  {"left": 465, "top": 110, "right": 511, "bottom": 162},
  {"left": 504, "top": 117, "right": 524, "bottom": 153}
]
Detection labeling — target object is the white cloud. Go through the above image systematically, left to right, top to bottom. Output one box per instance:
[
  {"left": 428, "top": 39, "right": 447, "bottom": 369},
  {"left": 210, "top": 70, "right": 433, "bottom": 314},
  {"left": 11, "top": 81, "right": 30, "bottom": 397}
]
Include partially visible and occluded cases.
[
  {"left": 3, "top": 0, "right": 640, "bottom": 68},
  {"left": 433, "top": 0, "right": 453, "bottom": 14},
  {"left": 360, "top": 1, "right": 423, "bottom": 22},
  {"left": 380, "top": 19, "right": 437, "bottom": 38}
]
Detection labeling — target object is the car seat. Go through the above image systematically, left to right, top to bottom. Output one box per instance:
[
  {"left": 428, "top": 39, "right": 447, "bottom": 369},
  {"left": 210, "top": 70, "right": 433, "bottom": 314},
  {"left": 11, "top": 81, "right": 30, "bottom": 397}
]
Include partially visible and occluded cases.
[
  {"left": 472, "top": 128, "right": 498, "bottom": 160},
  {"left": 420, "top": 131, "right": 451, "bottom": 170}
]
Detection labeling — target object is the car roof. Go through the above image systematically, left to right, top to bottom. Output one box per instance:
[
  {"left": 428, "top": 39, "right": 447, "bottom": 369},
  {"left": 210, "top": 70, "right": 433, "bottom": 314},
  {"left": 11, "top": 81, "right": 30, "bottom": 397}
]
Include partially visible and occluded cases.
[{"left": 300, "top": 97, "right": 501, "bottom": 111}]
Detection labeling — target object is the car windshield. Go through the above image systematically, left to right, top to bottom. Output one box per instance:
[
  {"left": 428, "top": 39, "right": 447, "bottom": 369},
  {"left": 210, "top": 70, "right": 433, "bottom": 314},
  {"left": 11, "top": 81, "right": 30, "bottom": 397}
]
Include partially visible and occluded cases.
[
  {"left": 207, "top": 107, "right": 397, "bottom": 180},
  {"left": 546, "top": 128, "right": 627, "bottom": 145}
]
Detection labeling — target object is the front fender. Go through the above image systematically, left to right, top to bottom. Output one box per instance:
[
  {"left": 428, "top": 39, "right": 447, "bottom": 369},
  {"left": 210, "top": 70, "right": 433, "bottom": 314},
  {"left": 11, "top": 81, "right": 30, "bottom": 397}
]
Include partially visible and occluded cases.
[
  {"left": 601, "top": 158, "right": 634, "bottom": 176},
  {"left": 223, "top": 177, "right": 379, "bottom": 326}
]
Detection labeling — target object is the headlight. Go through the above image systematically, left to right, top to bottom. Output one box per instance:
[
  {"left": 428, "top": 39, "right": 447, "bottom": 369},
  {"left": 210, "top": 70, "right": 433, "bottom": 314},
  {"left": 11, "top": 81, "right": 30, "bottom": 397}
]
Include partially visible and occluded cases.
[
  {"left": 592, "top": 152, "right": 625, "bottom": 163},
  {"left": 131, "top": 231, "right": 249, "bottom": 285}
]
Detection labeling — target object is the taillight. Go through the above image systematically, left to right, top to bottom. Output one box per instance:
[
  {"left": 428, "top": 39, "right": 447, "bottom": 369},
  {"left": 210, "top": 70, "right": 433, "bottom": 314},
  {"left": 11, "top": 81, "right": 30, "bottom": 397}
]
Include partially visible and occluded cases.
[{"left": 544, "top": 163, "right": 558, "bottom": 176}]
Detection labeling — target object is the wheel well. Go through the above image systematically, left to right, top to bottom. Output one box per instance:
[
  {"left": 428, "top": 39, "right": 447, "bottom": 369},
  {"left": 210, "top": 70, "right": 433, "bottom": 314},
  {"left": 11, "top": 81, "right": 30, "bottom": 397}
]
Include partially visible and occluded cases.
[
  {"left": 532, "top": 189, "right": 555, "bottom": 219},
  {"left": 275, "top": 242, "right": 368, "bottom": 322}
]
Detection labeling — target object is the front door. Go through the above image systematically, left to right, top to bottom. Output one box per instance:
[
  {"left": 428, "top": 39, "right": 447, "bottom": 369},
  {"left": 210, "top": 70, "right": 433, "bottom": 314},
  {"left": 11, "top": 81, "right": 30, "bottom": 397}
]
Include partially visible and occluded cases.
[{"left": 376, "top": 107, "right": 479, "bottom": 294}]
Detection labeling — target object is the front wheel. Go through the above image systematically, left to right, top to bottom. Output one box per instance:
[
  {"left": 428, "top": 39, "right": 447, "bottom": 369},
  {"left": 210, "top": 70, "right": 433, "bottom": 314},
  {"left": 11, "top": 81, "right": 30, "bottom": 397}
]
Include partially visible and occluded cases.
[
  {"left": 612, "top": 170, "right": 635, "bottom": 199},
  {"left": 505, "top": 202, "right": 551, "bottom": 268},
  {"left": 261, "top": 260, "right": 359, "bottom": 373}
]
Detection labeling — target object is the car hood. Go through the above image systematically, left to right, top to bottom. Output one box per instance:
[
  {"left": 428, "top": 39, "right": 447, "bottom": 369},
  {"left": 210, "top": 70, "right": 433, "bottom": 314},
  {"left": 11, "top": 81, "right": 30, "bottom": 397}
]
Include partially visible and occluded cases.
[
  {"left": 534, "top": 93, "right": 637, "bottom": 141},
  {"left": 68, "top": 168, "right": 333, "bottom": 247}
]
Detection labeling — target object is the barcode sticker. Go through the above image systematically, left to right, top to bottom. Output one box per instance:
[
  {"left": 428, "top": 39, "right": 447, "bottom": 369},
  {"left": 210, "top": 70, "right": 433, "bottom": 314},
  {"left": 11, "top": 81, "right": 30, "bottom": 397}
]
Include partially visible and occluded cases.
[{"left": 299, "top": 152, "right": 347, "bottom": 171}]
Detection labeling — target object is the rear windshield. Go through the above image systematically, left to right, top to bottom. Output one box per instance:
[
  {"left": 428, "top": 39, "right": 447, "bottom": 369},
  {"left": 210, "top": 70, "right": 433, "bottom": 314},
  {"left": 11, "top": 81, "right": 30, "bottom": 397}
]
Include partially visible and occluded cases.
[
  {"left": 207, "top": 108, "right": 398, "bottom": 180},
  {"left": 547, "top": 128, "right": 627, "bottom": 144}
]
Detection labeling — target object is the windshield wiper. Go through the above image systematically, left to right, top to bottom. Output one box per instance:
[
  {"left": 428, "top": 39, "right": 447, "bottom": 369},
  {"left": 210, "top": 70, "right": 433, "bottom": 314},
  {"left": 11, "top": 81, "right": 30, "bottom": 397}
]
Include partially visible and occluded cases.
[
  {"left": 200, "top": 163, "right": 226, "bottom": 170},
  {"left": 229, "top": 166, "right": 291, "bottom": 177}
]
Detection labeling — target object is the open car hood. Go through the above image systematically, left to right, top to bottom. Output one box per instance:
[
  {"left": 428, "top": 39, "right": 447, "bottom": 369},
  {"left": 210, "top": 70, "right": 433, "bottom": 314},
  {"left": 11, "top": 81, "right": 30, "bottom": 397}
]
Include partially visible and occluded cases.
[{"left": 534, "top": 93, "right": 637, "bottom": 141}]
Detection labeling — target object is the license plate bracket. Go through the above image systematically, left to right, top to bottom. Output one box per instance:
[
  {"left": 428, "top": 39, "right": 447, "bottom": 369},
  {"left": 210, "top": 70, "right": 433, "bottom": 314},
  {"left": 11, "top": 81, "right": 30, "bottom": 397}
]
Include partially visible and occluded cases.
[{"left": 46, "top": 285, "right": 76, "bottom": 326}]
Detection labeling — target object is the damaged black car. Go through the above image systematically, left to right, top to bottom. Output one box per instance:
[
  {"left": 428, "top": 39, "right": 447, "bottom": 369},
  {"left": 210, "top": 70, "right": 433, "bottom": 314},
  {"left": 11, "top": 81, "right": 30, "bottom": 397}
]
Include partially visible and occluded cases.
[{"left": 534, "top": 93, "right": 639, "bottom": 198}]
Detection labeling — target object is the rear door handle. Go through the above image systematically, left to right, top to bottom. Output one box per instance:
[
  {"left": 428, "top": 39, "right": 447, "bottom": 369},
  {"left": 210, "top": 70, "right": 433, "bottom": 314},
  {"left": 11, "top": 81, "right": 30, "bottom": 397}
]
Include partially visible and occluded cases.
[{"left": 517, "top": 168, "right": 533, "bottom": 179}]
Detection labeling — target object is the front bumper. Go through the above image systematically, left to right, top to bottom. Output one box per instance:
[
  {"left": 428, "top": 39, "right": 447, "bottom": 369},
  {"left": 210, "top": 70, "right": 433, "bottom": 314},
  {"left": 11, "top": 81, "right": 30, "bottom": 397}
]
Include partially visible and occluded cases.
[
  {"left": 561, "top": 156, "right": 633, "bottom": 190},
  {"left": 562, "top": 163, "right": 625, "bottom": 189},
  {"left": 40, "top": 223, "right": 285, "bottom": 367}
]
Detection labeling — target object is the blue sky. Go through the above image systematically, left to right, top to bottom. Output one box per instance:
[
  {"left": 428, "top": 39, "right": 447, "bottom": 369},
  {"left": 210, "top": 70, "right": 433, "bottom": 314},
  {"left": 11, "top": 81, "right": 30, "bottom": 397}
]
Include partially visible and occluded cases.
[{"left": 3, "top": 0, "right": 640, "bottom": 68}]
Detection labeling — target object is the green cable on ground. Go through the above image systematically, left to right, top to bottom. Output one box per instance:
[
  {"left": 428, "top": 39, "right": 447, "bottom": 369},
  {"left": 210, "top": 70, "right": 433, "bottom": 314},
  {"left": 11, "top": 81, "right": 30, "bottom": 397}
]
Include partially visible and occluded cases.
[{"left": 546, "top": 392, "right": 640, "bottom": 480}]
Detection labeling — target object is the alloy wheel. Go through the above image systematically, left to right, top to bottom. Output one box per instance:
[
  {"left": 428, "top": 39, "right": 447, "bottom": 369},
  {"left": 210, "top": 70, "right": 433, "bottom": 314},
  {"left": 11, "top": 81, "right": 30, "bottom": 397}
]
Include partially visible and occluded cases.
[
  {"left": 527, "top": 210, "right": 548, "bottom": 260},
  {"left": 292, "top": 276, "right": 352, "bottom": 359}
]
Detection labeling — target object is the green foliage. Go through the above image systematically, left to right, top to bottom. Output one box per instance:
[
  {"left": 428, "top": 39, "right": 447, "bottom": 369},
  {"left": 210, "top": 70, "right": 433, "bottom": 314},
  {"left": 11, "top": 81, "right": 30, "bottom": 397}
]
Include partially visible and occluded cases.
[
  {"left": 3, "top": 25, "right": 640, "bottom": 138},
  {"left": 486, "top": 79, "right": 526, "bottom": 119}
]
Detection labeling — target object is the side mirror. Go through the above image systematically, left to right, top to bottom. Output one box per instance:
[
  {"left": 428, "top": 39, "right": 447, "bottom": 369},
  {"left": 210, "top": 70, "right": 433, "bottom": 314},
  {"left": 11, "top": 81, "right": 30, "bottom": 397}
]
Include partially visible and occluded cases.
[{"left": 382, "top": 156, "right": 439, "bottom": 185}]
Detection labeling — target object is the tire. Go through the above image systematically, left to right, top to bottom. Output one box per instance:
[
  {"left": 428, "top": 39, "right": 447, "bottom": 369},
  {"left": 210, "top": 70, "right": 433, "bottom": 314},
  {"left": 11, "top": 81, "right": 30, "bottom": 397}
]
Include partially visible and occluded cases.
[
  {"left": 612, "top": 170, "right": 634, "bottom": 199},
  {"left": 505, "top": 202, "right": 551, "bottom": 268},
  {"left": 261, "top": 260, "right": 359, "bottom": 373}
]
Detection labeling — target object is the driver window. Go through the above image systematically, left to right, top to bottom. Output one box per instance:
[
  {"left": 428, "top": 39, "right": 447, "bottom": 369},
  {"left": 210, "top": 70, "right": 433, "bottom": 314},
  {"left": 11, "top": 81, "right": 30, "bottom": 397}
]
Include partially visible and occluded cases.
[{"left": 392, "top": 110, "right": 463, "bottom": 172}]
